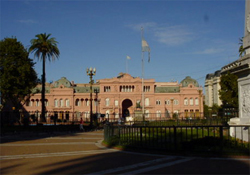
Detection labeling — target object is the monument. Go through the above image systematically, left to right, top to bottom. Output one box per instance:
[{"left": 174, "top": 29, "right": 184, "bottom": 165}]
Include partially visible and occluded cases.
[{"left": 223, "top": 0, "right": 250, "bottom": 141}]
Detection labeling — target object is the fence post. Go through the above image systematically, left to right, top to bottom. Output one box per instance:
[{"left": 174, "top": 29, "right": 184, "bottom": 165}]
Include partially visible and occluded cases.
[
  {"left": 173, "top": 125, "right": 177, "bottom": 151},
  {"left": 219, "top": 126, "right": 223, "bottom": 153},
  {"left": 140, "top": 127, "right": 143, "bottom": 147}
]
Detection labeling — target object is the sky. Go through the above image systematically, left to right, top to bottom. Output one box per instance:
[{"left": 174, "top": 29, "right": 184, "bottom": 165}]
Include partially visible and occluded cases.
[{"left": 0, "top": 0, "right": 246, "bottom": 89}]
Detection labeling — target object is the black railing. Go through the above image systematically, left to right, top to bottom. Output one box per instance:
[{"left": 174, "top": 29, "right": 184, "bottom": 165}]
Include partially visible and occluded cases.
[
  {"left": 0, "top": 111, "right": 236, "bottom": 126},
  {"left": 104, "top": 125, "right": 250, "bottom": 155}
]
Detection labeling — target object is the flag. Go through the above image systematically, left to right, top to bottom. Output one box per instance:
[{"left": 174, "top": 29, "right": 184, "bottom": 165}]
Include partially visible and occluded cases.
[
  {"left": 142, "top": 38, "right": 150, "bottom": 62},
  {"left": 126, "top": 55, "right": 131, "bottom": 60}
]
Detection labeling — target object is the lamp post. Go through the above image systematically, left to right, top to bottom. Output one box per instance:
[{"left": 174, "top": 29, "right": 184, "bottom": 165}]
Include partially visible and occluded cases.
[
  {"left": 86, "top": 67, "right": 96, "bottom": 127},
  {"left": 198, "top": 87, "right": 203, "bottom": 118},
  {"left": 94, "top": 89, "right": 99, "bottom": 114},
  {"left": 170, "top": 98, "right": 174, "bottom": 118}
]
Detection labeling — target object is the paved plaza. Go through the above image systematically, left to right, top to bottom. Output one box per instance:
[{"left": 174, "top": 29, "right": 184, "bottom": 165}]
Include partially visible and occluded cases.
[{"left": 0, "top": 130, "right": 249, "bottom": 174}]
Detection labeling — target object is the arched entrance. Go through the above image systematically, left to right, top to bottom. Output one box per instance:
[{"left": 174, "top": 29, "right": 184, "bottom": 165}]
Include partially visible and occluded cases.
[{"left": 122, "top": 99, "right": 133, "bottom": 119}]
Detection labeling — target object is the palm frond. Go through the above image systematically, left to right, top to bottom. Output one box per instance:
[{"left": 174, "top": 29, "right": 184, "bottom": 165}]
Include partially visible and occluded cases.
[{"left": 29, "top": 33, "right": 60, "bottom": 61}]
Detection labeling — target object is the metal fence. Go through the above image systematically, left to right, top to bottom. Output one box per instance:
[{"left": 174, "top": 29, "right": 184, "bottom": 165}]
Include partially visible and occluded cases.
[
  {"left": 0, "top": 109, "right": 238, "bottom": 126},
  {"left": 0, "top": 111, "right": 93, "bottom": 126},
  {"left": 104, "top": 125, "right": 250, "bottom": 155}
]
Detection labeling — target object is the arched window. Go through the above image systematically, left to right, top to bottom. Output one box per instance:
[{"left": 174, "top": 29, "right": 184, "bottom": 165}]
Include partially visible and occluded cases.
[
  {"left": 184, "top": 98, "right": 188, "bottom": 105},
  {"left": 190, "top": 98, "right": 193, "bottom": 106},
  {"left": 195, "top": 98, "right": 199, "bottom": 105},
  {"left": 45, "top": 99, "right": 49, "bottom": 106},
  {"left": 54, "top": 99, "right": 58, "bottom": 107},
  {"left": 60, "top": 99, "right": 64, "bottom": 107},
  {"left": 66, "top": 99, "right": 70, "bottom": 107},
  {"left": 75, "top": 99, "right": 80, "bottom": 106},
  {"left": 26, "top": 100, "right": 30, "bottom": 106},
  {"left": 30, "top": 100, "right": 34, "bottom": 107},
  {"left": 36, "top": 100, "right": 39, "bottom": 107}
]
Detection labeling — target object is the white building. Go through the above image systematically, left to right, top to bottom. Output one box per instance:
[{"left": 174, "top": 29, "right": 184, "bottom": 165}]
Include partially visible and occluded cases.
[{"left": 204, "top": 70, "right": 222, "bottom": 107}]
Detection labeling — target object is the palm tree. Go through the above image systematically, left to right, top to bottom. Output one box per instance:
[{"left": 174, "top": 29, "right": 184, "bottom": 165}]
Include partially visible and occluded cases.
[
  {"left": 29, "top": 33, "right": 60, "bottom": 122},
  {"left": 239, "top": 37, "right": 245, "bottom": 57}
]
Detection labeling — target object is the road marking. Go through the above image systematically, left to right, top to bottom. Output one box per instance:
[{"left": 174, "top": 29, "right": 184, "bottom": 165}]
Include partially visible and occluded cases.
[
  {"left": 47, "top": 137, "right": 103, "bottom": 140},
  {"left": 0, "top": 142, "right": 96, "bottom": 146},
  {"left": 0, "top": 149, "right": 118, "bottom": 160},
  {"left": 86, "top": 157, "right": 177, "bottom": 175},
  {"left": 119, "top": 158, "right": 193, "bottom": 175}
]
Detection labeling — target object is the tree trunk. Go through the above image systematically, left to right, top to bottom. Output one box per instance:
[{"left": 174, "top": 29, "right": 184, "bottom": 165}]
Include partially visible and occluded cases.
[{"left": 41, "top": 55, "right": 46, "bottom": 123}]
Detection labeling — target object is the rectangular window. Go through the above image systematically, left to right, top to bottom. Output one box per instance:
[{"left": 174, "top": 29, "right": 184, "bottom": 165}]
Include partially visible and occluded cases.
[
  {"left": 104, "top": 86, "right": 111, "bottom": 92},
  {"left": 144, "top": 86, "right": 150, "bottom": 92},
  {"left": 105, "top": 98, "right": 110, "bottom": 106},
  {"left": 115, "top": 100, "right": 119, "bottom": 106},
  {"left": 156, "top": 100, "right": 161, "bottom": 105}
]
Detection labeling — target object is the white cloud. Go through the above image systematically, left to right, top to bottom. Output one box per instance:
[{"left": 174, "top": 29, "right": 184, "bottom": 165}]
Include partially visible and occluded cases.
[
  {"left": 17, "top": 19, "right": 37, "bottom": 24},
  {"left": 127, "top": 22, "right": 195, "bottom": 46},
  {"left": 154, "top": 25, "right": 194, "bottom": 46},
  {"left": 193, "top": 48, "right": 224, "bottom": 55}
]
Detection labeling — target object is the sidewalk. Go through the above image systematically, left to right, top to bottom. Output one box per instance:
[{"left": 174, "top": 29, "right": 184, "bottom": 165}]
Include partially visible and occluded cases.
[{"left": 1, "top": 130, "right": 249, "bottom": 174}]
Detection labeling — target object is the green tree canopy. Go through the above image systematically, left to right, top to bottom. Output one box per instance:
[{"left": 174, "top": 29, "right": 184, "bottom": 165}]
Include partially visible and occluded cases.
[
  {"left": 0, "top": 37, "right": 37, "bottom": 110},
  {"left": 219, "top": 72, "right": 238, "bottom": 108}
]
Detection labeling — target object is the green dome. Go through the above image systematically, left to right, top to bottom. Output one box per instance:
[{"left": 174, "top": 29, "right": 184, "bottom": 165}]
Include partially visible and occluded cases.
[
  {"left": 180, "top": 76, "right": 199, "bottom": 87},
  {"left": 53, "top": 77, "right": 72, "bottom": 88}
]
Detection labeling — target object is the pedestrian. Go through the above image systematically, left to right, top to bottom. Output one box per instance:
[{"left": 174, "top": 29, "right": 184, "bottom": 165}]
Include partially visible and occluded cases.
[{"left": 79, "top": 117, "right": 84, "bottom": 131}]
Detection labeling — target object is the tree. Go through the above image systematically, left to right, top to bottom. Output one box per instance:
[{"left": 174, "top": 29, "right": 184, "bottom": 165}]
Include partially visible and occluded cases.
[
  {"left": 29, "top": 33, "right": 60, "bottom": 122},
  {"left": 0, "top": 37, "right": 37, "bottom": 110},
  {"left": 219, "top": 72, "right": 238, "bottom": 108}
]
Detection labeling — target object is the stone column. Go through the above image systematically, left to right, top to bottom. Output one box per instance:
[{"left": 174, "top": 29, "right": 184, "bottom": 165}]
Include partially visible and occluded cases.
[{"left": 228, "top": 0, "right": 250, "bottom": 142}]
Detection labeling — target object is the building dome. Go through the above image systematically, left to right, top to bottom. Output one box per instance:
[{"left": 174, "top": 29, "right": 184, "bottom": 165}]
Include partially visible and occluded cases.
[
  {"left": 180, "top": 76, "right": 199, "bottom": 87},
  {"left": 53, "top": 77, "right": 72, "bottom": 88}
]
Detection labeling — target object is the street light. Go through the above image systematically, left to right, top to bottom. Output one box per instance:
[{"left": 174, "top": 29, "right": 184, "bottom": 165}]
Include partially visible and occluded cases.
[
  {"left": 86, "top": 67, "right": 96, "bottom": 127},
  {"left": 198, "top": 87, "right": 203, "bottom": 118},
  {"left": 94, "top": 89, "right": 99, "bottom": 115},
  {"left": 170, "top": 98, "right": 174, "bottom": 118}
]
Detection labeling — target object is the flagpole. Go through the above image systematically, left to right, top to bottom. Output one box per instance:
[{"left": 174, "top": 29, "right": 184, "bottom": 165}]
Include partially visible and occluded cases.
[{"left": 141, "top": 27, "right": 145, "bottom": 121}]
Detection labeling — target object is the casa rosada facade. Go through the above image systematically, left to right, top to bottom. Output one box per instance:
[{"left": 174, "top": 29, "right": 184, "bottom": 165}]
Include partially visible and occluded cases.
[{"left": 24, "top": 73, "right": 204, "bottom": 121}]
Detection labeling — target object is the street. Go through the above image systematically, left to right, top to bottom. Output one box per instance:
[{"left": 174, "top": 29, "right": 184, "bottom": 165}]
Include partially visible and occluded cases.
[{"left": 0, "top": 130, "right": 249, "bottom": 174}]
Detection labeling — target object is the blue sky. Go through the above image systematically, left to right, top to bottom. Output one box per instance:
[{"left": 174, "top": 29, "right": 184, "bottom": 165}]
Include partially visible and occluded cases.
[{"left": 0, "top": 0, "right": 246, "bottom": 88}]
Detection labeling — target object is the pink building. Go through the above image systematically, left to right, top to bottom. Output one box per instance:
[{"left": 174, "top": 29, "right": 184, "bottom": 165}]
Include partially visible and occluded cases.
[{"left": 24, "top": 73, "right": 203, "bottom": 122}]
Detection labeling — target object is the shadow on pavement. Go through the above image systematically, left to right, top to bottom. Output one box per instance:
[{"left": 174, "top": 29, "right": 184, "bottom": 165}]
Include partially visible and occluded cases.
[
  {"left": 0, "top": 125, "right": 94, "bottom": 144},
  {"left": 2, "top": 151, "right": 248, "bottom": 175}
]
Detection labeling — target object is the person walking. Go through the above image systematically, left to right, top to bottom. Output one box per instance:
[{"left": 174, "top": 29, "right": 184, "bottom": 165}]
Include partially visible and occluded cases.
[{"left": 79, "top": 117, "right": 84, "bottom": 131}]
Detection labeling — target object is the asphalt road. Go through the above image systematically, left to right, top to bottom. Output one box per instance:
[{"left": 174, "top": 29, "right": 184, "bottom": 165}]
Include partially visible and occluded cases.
[{"left": 0, "top": 130, "right": 249, "bottom": 175}]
